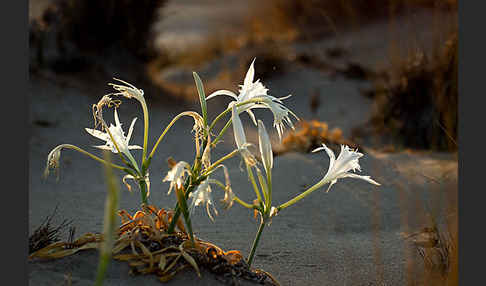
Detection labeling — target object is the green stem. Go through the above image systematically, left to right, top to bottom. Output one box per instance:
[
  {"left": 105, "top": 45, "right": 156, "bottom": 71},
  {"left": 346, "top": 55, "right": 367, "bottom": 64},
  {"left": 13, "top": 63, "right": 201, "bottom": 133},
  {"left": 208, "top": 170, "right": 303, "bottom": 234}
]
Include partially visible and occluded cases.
[
  {"left": 140, "top": 97, "right": 149, "bottom": 165},
  {"left": 208, "top": 98, "right": 264, "bottom": 132},
  {"left": 208, "top": 98, "right": 267, "bottom": 148},
  {"left": 208, "top": 107, "right": 231, "bottom": 132},
  {"left": 149, "top": 112, "right": 201, "bottom": 160},
  {"left": 210, "top": 119, "right": 232, "bottom": 148},
  {"left": 59, "top": 144, "right": 127, "bottom": 171},
  {"left": 202, "top": 149, "right": 239, "bottom": 176},
  {"left": 247, "top": 165, "right": 263, "bottom": 204},
  {"left": 255, "top": 168, "right": 269, "bottom": 207},
  {"left": 266, "top": 173, "right": 272, "bottom": 211},
  {"left": 167, "top": 177, "right": 193, "bottom": 233},
  {"left": 138, "top": 179, "right": 148, "bottom": 205},
  {"left": 210, "top": 179, "right": 255, "bottom": 210},
  {"left": 277, "top": 179, "right": 325, "bottom": 211},
  {"left": 176, "top": 188, "right": 196, "bottom": 246},
  {"left": 234, "top": 196, "right": 256, "bottom": 209},
  {"left": 247, "top": 217, "right": 266, "bottom": 267}
]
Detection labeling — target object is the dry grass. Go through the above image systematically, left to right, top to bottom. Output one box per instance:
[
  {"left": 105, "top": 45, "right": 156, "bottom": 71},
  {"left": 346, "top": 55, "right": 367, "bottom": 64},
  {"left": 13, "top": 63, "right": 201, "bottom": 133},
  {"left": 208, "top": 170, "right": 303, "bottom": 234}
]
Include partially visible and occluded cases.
[
  {"left": 245, "top": 0, "right": 458, "bottom": 42},
  {"left": 366, "top": 32, "right": 457, "bottom": 151},
  {"left": 395, "top": 166, "right": 458, "bottom": 285},
  {"left": 29, "top": 205, "right": 280, "bottom": 285},
  {"left": 29, "top": 205, "right": 72, "bottom": 254}
]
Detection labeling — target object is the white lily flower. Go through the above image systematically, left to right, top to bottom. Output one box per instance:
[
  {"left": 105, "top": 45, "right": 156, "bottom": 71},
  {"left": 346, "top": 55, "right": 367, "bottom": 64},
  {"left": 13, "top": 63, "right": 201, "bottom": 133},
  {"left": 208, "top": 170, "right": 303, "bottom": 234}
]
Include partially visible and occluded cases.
[
  {"left": 207, "top": 58, "right": 298, "bottom": 140},
  {"left": 231, "top": 103, "right": 256, "bottom": 166},
  {"left": 85, "top": 109, "right": 142, "bottom": 157},
  {"left": 257, "top": 120, "right": 273, "bottom": 175},
  {"left": 313, "top": 144, "right": 380, "bottom": 193},
  {"left": 163, "top": 161, "right": 191, "bottom": 194},
  {"left": 188, "top": 179, "right": 218, "bottom": 221}
]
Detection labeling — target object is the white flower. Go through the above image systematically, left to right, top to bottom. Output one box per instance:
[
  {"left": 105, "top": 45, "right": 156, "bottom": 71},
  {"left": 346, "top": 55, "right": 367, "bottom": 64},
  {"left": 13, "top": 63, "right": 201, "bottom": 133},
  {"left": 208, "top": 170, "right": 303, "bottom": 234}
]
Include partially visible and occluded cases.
[
  {"left": 206, "top": 58, "right": 298, "bottom": 140},
  {"left": 231, "top": 103, "right": 256, "bottom": 166},
  {"left": 85, "top": 109, "right": 142, "bottom": 157},
  {"left": 257, "top": 120, "right": 273, "bottom": 176},
  {"left": 313, "top": 144, "right": 380, "bottom": 192},
  {"left": 163, "top": 161, "right": 191, "bottom": 194},
  {"left": 189, "top": 179, "right": 218, "bottom": 221}
]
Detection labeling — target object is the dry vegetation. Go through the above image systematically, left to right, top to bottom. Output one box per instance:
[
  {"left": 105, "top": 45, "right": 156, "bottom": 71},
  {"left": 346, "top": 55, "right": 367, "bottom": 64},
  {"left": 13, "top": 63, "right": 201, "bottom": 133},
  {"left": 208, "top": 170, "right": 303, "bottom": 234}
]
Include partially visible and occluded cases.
[
  {"left": 29, "top": 0, "right": 167, "bottom": 75},
  {"left": 245, "top": 0, "right": 457, "bottom": 43},
  {"left": 365, "top": 32, "right": 458, "bottom": 151},
  {"left": 274, "top": 119, "right": 358, "bottom": 156},
  {"left": 29, "top": 205, "right": 279, "bottom": 285},
  {"left": 29, "top": 205, "right": 72, "bottom": 254}
]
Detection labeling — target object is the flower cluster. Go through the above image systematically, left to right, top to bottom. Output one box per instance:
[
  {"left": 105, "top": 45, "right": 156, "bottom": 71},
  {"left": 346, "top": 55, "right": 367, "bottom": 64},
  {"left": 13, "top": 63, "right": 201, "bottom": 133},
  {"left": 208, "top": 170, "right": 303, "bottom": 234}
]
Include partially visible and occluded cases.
[{"left": 44, "top": 58, "right": 381, "bottom": 268}]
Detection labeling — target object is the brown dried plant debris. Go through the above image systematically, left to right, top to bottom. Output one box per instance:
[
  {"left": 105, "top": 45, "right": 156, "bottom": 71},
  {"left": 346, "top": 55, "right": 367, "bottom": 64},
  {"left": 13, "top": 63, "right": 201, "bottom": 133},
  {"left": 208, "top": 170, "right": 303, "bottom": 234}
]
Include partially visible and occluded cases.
[
  {"left": 362, "top": 33, "right": 457, "bottom": 151},
  {"left": 274, "top": 119, "right": 358, "bottom": 156},
  {"left": 29, "top": 205, "right": 279, "bottom": 286},
  {"left": 29, "top": 205, "right": 73, "bottom": 254},
  {"left": 400, "top": 223, "right": 457, "bottom": 284}
]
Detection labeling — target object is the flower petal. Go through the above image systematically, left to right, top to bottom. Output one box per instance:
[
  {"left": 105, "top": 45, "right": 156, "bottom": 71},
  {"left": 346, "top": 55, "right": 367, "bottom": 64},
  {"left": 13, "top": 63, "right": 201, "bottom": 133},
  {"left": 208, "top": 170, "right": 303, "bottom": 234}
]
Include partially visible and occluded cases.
[
  {"left": 244, "top": 58, "right": 256, "bottom": 87},
  {"left": 231, "top": 104, "right": 247, "bottom": 149},
  {"left": 114, "top": 108, "right": 121, "bottom": 128},
  {"left": 246, "top": 109, "right": 258, "bottom": 126},
  {"left": 126, "top": 117, "right": 138, "bottom": 143},
  {"left": 258, "top": 120, "right": 273, "bottom": 174},
  {"left": 85, "top": 128, "right": 109, "bottom": 141},
  {"left": 313, "top": 144, "right": 335, "bottom": 172},
  {"left": 93, "top": 145, "right": 116, "bottom": 152},
  {"left": 128, "top": 145, "right": 143, "bottom": 150},
  {"left": 342, "top": 173, "right": 381, "bottom": 186}
]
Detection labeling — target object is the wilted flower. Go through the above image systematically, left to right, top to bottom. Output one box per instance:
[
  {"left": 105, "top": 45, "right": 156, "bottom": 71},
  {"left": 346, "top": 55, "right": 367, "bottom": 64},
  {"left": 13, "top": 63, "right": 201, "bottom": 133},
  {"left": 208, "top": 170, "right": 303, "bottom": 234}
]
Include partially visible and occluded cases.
[
  {"left": 206, "top": 58, "right": 298, "bottom": 140},
  {"left": 108, "top": 78, "right": 145, "bottom": 103},
  {"left": 92, "top": 94, "right": 122, "bottom": 130},
  {"left": 231, "top": 104, "right": 256, "bottom": 166},
  {"left": 85, "top": 109, "right": 142, "bottom": 157},
  {"left": 44, "top": 144, "right": 65, "bottom": 179},
  {"left": 313, "top": 144, "right": 380, "bottom": 192},
  {"left": 163, "top": 161, "right": 191, "bottom": 194},
  {"left": 217, "top": 165, "right": 235, "bottom": 210},
  {"left": 188, "top": 179, "right": 218, "bottom": 221}
]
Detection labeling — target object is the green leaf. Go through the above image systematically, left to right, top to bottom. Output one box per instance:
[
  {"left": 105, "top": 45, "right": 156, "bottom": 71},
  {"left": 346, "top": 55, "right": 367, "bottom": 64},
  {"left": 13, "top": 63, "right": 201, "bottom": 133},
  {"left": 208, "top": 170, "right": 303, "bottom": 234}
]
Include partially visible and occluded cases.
[{"left": 193, "top": 72, "right": 207, "bottom": 127}]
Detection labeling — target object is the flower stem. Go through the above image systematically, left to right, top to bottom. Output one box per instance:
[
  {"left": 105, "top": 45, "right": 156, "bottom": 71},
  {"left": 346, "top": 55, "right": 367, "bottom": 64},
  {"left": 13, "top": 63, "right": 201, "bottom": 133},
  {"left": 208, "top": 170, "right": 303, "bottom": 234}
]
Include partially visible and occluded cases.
[
  {"left": 140, "top": 97, "right": 149, "bottom": 165},
  {"left": 149, "top": 112, "right": 202, "bottom": 160},
  {"left": 210, "top": 119, "right": 232, "bottom": 148},
  {"left": 60, "top": 144, "right": 127, "bottom": 171},
  {"left": 202, "top": 149, "right": 239, "bottom": 176},
  {"left": 247, "top": 165, "right": 263, "bottom": 205},
  {"left": 167, "top": 177, "right": 193, "bottom": 233},
  {"left": 138, "top": 179, "right": 148, "bottom": 205},
  {"left": 277, "top": 179, "right": 325, "bottom": 211},
  {"left": 175, "top": 187, "right": 196, "bottom": 246},
  {"left": 234, "top": 196, "right": 256, "bottom": 209},
  {"left": 247, "top": 217, "right": 266, "bottom": 267}
]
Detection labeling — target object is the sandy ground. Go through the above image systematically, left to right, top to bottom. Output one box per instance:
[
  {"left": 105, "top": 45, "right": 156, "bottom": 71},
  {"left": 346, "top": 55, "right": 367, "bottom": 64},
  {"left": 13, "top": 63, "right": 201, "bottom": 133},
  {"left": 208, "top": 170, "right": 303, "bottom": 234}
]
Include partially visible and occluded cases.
[{"left": 28, "top": 1, "right": 457, "bottom": 285}]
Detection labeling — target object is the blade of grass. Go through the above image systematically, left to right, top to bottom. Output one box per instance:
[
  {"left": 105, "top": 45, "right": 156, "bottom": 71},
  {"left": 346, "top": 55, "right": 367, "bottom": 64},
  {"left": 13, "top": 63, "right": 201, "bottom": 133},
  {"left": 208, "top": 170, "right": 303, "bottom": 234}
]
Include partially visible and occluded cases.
[
  {"left": 193, "top": 72, "right": 208, "bottom": 128},
  {"left": 95, "top": 151, "right": 120, "bottom": 286}
]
